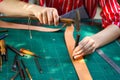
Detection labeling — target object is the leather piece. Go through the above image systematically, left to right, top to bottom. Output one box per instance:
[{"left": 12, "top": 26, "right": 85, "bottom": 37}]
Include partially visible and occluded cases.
[
  {"left": 0, "top": 21, "right": 63, "bottom": 32},
  {"left": 64, "top": 24, "right": 92, "bottom": 80}
]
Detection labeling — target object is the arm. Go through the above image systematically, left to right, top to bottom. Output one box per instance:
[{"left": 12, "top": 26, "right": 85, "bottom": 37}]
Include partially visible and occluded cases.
[
  {"left": 0, "top": 0, "right": 59, "bottom": 25},
  {"left": 0, "top": 0, "right": 33, "bottom": 16},
  {"left": 73, "top": 0, "right": 120, "bottom": 58},
  {"left": 91, "top": 24, "right": 120, "bottom": 48},
  {"left": 73, "top": 25, "right": 120, "bottom": 57}
]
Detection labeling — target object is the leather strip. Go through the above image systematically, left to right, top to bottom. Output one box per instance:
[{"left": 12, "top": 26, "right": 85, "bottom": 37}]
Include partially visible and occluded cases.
[
  {"left": 0, "top": 21, "right": 92, "bottom": 79},
  {"left": 0, "top": 21, "right": 63, "bottom": 32},
  {"left": 64, "top": 24, "right": 92, "bottom": 80}
]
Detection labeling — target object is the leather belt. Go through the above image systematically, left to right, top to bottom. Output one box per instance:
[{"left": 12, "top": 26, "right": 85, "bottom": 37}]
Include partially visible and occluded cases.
[
  {"left": 0, "top": 21, "right": 92, "bottom": 80},
  {"left": 65, "top": 24, "right": 92, "bottom": 80}
]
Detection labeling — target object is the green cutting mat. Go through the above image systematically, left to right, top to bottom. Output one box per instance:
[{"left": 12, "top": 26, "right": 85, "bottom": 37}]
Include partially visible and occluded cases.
[{"left": 0, "top": 18, "right": 120, "bottom": 80}]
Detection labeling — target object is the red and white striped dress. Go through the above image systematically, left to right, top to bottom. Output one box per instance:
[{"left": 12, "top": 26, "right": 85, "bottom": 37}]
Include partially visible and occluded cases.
[{"left": 1, "top": 0, "right": 120, "bottom": 28}]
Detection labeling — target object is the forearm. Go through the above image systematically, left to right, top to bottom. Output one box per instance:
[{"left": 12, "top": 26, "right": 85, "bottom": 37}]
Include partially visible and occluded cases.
[
  {"left": 0, "top": 0, "right": 41, "bottom": 16},
  {"left": 91, "top": 24, "right": 120, "bottom": 48}
]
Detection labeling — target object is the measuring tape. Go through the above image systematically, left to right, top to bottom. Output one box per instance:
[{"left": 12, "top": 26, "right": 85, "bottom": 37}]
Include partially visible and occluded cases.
[{"left": 96, "top": 49, "right": 120, "bottom": 74}]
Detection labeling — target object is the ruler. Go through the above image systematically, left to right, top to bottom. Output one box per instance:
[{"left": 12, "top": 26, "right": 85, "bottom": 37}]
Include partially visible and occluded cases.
[{"left": 96, "top": 49, "right": 120, "bottom": 74}]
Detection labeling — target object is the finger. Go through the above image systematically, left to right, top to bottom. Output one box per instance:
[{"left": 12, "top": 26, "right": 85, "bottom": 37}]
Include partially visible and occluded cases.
[
  {"left": 52, "top": 9, "right": 59, "bottom": 26},
  {"left": 47, "top": 10, "right": 54, "bottom": 25},
  {"left": 42, "top": 12, "right": 48, "bottom": 24},
  {"left": 38, "top": 13, "right": 43, "bottom": 24},
  {"left": 73, "top": 38, "right": 89, "bottom": 56},
  {"left": 78, "top": 38, "right": 90, "bottom": 49},
  {"left": 77, "top": 39, "right": 89, "bottom": 53},
  {"left": 81, "top": 39, "right": 95, "bottom": 52},
  {"left": 83, "top": 39, "right": 94, "bottom": 49},
  {"left": 74, "top": 40, "right": 85, "bottom": 53},
  {"left": 73, "top": 44, "right": 83, "bottom": 56},
  {"left": 84, "top": 44, "right": 96, "bottom": 55},
  {"left": 87, "top": 44, "right": 96, "bottom": 54},
  {"left": 73, "top": 46, "right": 80, "bottom": 53},
  {"left": 73, "top": 49, "right": 83, "bottom": 56},
  {"left": 73, "top": 53, "right": 84, "bottom": 60}
]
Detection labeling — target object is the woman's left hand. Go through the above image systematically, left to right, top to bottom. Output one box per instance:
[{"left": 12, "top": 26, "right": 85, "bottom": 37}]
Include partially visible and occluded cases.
[{"left": 73, "top": 37, "right": 96, "bottom": 58}]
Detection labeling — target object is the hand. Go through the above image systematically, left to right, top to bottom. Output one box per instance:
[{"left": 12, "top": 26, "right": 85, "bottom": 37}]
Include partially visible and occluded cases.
[
  {"left": 31, "top": 5, "right": 59, "bottom": 26},
  {"left": 73, "top": 37, "right": 96, "bottom": 58}
]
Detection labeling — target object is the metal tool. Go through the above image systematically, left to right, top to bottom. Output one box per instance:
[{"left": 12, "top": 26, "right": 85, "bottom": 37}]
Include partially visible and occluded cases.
[
  {"left": 72, "top": 10, "right": 81, "bottom": 60},
  {"left": 74, "top": 10, "right": 81, "bottom": 47},
  {"left": 75, "top": 10, "right": 80, "bottom": 32},
  {"left": 74, "top": 34, "right": 80, "bottom": 48},
  {"left": 7, "top": 45, "right": 24, "bottom": 56},
  {"left": 96, "top": 49, "right": 120, "bottom": 74},
  {"left": 11, "top": 54, "right": 18, "bottom": 71},
  {"left": 34, "top": 57, "right": 42, "bottom": 73},
  {"left": 21, "top": 59, "right": 32, "bottom": 80},
  {"left": 16, "top": 60, "right": 26, "bottom": 80}
]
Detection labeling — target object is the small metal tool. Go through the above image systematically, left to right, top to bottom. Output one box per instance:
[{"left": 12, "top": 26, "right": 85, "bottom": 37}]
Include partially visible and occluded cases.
[
  {"left": 73, "top": 10, "right": 81, "bottom": 60},
  {"left": 74, "top": 10, "right": 81, "bottom": 48},
  {"left": 75, "top": 10, "right": 80, "bottom": 33},
  {"left": 74, "top": 34, "right": 80, "bottom": 48},
  {"left": 7, "top": 45, "right": 24, "bottom": 56},
  {"left": 11, "top": 54, "right": 18, "bottom": 71},
  {"left": 34, "top": 57, "right": 42, "bottom": 73},
  {"left": 21, "top": 59, "right": 32, "bottom": 80},
  {"left": 16, "top": 60, "right": 26, "bottom": 80}
]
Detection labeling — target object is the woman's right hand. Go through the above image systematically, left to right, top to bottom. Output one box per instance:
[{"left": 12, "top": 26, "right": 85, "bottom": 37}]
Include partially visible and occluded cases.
[{"left": 30, "top": 5, "right": 59, "bottom": 26}]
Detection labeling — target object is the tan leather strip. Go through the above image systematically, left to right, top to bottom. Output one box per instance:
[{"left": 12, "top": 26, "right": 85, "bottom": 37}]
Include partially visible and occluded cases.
[
  {"left": 0, "top": 21, "right": 63, "bottom": 32},
  {"left": 64, "top": 24, "right": 92, "bottom": 80}
]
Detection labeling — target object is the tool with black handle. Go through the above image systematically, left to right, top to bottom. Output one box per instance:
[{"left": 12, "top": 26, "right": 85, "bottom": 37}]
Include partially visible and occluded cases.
[
  {"left": 7, "top": 45, "right": 24, "bottom": 56},
  {"left": 11, "top": 54, "right": 18, "bottom": 72},
  {"left": 16, "top": 60, "right": 26, "bottom": 80}
]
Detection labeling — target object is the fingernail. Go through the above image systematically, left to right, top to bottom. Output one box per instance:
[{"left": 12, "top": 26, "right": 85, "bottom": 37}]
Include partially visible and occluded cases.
[
  {"left": 74, "top": 50, "right": 83, "bottom": 56},
  {"left": 73, "top": 55, "right": 82, "bottom": 60}
]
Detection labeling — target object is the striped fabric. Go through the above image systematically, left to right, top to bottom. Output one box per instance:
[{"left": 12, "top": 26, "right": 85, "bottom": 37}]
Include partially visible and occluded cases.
[
  {"left": 39, "top": 0, "right": 120, "bottom": 28},
  {"left": 39, "top": 0, "right": 83, "bottom": 16},
  {"left": 99, "top": 0, "right": 120, "bottom": 28}
]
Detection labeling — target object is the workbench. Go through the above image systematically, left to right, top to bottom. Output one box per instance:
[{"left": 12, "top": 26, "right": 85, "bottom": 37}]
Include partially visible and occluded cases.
[{"left": 0, "top": 18, "right": 120, "bottom": 80}]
